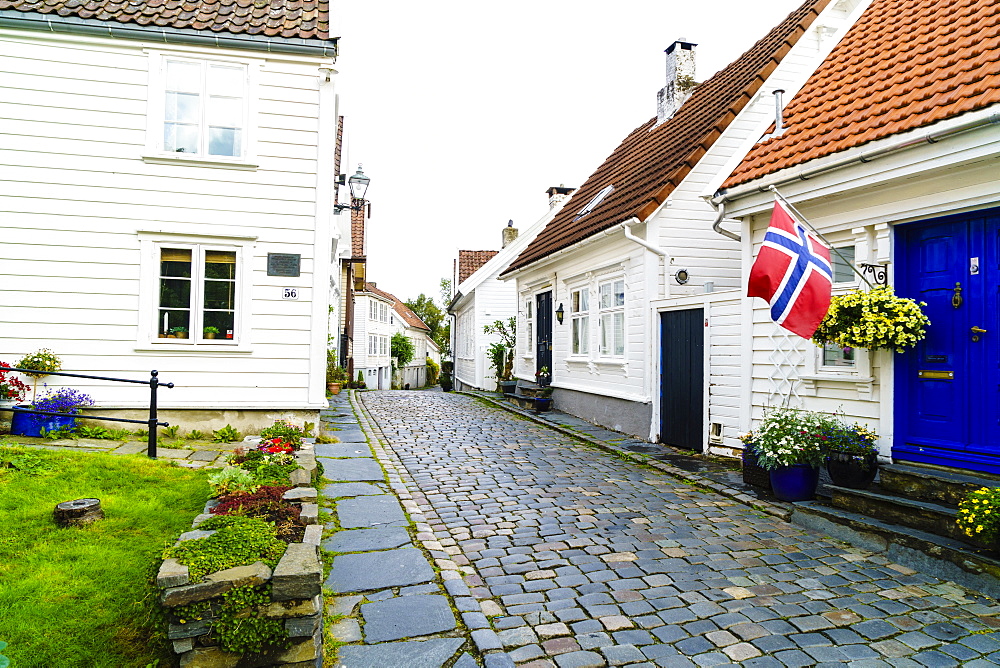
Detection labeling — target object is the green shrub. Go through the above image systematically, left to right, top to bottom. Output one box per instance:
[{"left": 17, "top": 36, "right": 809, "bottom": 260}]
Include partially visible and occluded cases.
[
  {"left": 391, "top": 332, "right": 415, "bottom": 367},
  {"left": 425, "top": 358, "right": 440, "bottom": 386},
  {"left": 259, "top": 420, "right": 304, "bottom": 449},
  {"left": 213, "top": 424, "right": 241, "bottom": 443},
  {"left": 207, "top": 467, "right": 259, "bottom": 497},
  {"left": 163, "top": 515, "right": 286, "bottom": 583}
]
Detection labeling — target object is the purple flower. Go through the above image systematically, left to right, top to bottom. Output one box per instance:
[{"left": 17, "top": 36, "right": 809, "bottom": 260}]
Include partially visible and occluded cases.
[{"left": 31, "top": 387, "right": 95, "bottom": 415}]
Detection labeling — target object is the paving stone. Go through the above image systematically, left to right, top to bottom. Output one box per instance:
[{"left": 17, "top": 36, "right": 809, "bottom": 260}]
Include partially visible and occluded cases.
[
  {"left": 315, "top": 443, "right": 373, "bottom": 458},
  {"left": 319, "top": 457, "right": 384, "bottom": 482},
  {"left": 322, "top": 482, "right": 385, "bottom": 498},
  {"left": 336, "top": 495, "right": 407, "bottom": 528},
  {"left": 322, "top": 526, "right": 411, "bottom": 552},
  {"left": 326, "top": 548, "right": 434, "bottom": 592},
  {"left": 360, "top": 595, "right": 456, "bottom": 642},
  {"left": 329, "top": 618, "right": 361, "bottom": 642},
  {"left": 498, "top": 626, "right": 539, "bottom": 648},
  {"left": 335, "top": 637, "right": 464, "bottom": 667},
  {"left": 509, "top": 644, "right": 546, "bottom": 662},
  {"left": 601, "top": 644, "right": 646, "bottom": 665},
  {"left": 553, "top": 651, "right": 606, "bottom": 668},
  {"left": 453, "top": 653, "right": 480, "bottom": 668},
  {"left": 483, "top": 654, "right": 517, "bottom": 668}
]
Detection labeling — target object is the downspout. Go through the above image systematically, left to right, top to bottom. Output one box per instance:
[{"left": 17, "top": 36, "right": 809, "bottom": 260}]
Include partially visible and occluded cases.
[{"left": 711, "top": 200, "right": 742, "bottom": 242}]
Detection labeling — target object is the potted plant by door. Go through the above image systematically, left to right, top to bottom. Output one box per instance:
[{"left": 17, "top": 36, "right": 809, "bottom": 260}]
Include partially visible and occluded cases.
[
  {"left": 484, "top": 318, "right": 517, "bottom": 395},
  {"left": 203, "top": 326, "right": 220, "bottom": 340},
  {"left": 15, "top": 348, "right": 61, "bottom": 401},
  {"left": 0, "top": 362, "right": 30, "bottom": 429},
  {"left": 327, "top": 365, "right": 348, "bottom": 395},
  {"left": 11, "top": 387, "right": 95, "bottom": 438},
  {"left": 749, "top": 407, "right": 831, "bottom": 502},
  {"left": 822, "top": 422, "right": 880, "bottom": 489}
]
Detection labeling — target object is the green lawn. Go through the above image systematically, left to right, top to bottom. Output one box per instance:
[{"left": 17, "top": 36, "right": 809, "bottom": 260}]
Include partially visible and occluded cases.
[{"left": 0, "top": 444, "right": 211, "bottom": 668}]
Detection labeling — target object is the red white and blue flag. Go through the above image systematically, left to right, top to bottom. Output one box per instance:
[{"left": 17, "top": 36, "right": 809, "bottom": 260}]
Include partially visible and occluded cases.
[{"left": 748, "top": 198, "right": 832, "bottom": 339}]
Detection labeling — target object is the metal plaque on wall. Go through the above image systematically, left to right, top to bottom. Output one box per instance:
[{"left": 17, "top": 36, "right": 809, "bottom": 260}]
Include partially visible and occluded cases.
[{"left": 267, "top": 253, "right": 301, "bottom": 277}]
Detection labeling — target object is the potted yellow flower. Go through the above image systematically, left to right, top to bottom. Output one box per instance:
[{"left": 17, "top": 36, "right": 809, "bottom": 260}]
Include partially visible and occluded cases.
[
  {"left": 812, "top": 286, "right": 930, "bottom": 352},
  {"left": 957, "top": 486, "right": 1000, "bottom": 549}
]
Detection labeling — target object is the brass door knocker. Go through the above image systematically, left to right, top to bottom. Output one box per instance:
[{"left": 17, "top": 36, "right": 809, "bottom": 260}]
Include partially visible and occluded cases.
[{"left": 952, "top": 282, "right": 963, "bottom": 309}]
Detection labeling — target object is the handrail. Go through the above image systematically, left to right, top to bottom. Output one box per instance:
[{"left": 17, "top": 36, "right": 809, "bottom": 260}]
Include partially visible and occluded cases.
[{"left": 0, "top": 369, "right": 174, "bottom": 459}]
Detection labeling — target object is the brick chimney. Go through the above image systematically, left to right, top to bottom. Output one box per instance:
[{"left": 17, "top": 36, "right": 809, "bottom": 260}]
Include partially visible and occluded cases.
[
  {"left": 656, "top": 39, "right": 697, "bottom": 126},
  {"left": 545, "top": 185, "right": 574, "bottom": 210},
  {"left": 502, "top": 220, "right": 519, "bottom": 248}
]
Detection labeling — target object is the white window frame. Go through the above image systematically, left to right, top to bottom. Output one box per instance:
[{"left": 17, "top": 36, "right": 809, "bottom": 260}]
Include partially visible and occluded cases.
[
  {"left": 144, "top": 51, "right": 259, "bottom": 170},
  {"left": 136, "top": 232, "right": 255, "bottom": 351},
  {"left": 597, "top": 277, "right": 625, "bottom": 358},
  {"left": 569, "top": 286, "right": 590, "bottom": 356},
  {"left": 522, "top": 296, "right": 534, "bottom": 358}
]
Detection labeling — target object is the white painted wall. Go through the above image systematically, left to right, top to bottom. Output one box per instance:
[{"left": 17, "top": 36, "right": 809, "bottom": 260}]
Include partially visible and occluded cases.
[{"left": 0, "top": 28, "right": 338, "bottom": 410}]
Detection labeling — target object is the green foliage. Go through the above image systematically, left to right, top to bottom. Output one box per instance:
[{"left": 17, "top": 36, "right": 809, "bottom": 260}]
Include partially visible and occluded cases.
[
  {"left": 813, "top": 286, "right": 930, "bottom": 352},
  {"left": 405, "top": 293, "right": 450, "bottom": 357},
  {"left": 484, "top": 317, "right": 516, "bottom": 381},
  {"left": 203, "top": 326, "right": 220, "bottom": 335},
  {"left": 391, "top": 332, "right": 415, "bottom": 368},
  {"left": 15, "top": 348, "right": 61, "bottom": 376},
  {"left": 326, "top": 348, "right": 348, "bottom": 383},
  {"left": 425, "top": 358, "right": 440, "bottom": 386},
  {"left": 354, "top": 371, "right": 366, "bottom": 389},
  {"left": 741, "top": 408, "right": 836, "bottom": 471},
  {"left": 259, "top": 420, "right": 305, "bottom": 449},
  {"left": 303, "top": 422, "right": 315, "bottom": 437},
  {"left": 77, "top": 424, "right": 111, "bottom": 439},
  {"left": 213, "top": 424, "right": 241, "bottom": 443},
  {"left": 37, "top": 425, "right": 75, "bottom": 440},
  {"left": 162, "top": 425, "right": 180, "bottom": 438},
  {"left": 108, "top": 428, "right": 132, "bottom": 440},
  {"left": 134, "top": 428, "right": 149, "bottom": 439},
  {"left": 186, "top": 430, "right": 205, "bottom": 440},
  {"left": 315, "top": 434, "right": 340, "bottom": 444},
  {"left": 0, "top": 445, "right": 58, "bottom": 476},
  {"left": 227, "top": 450, "right": 299, "bottom": 487},
  {"left": 207, "top": 467, "right": 260, "bottom": 497},
  {"left": 957, "top": 486, "right": 1000, "bottom": 542},
  {"left": 164, "top": 516, "right": 286, "bottom": 583},
  {"left": 214, "top": 585, "right": 290, "bottom": 653}
]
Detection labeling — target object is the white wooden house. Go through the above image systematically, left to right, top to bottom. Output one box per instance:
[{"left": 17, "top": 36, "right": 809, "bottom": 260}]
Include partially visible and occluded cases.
[
  {"left": 0, "top": 0, "right": 344, "bottom": 431},
  {"left": 501, "top": 0, "right": 863, "bottom": 450},
  {"left": 715, "top": 0, "right": 1000, "bottom": 474},
  {"left": 450, "top": 187, "right": 573, "bottom": 392},
  {"left": 352, "top": 283, "right": 394, "bottom": 390}
]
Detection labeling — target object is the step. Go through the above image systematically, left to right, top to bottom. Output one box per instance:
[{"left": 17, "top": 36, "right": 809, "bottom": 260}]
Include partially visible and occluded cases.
[
  {"left": 509, "top": 394, "right": 552, "bottom": 412},
  {"left": 880, "top": 463, "right": 1000, "bottom": 506},
  {"left": 827, "top": 484, "right": 975, "bottom": 545},
  {"left": 791, "top": 500, "right": 1000, "bottom": 599}
]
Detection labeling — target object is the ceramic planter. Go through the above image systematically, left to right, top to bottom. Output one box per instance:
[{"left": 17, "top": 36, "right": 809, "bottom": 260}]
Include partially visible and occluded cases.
[
  {"left": 327, "top": 382, "right": 342, "bottom": 395},
  {"left": 10, "top": 406, "right": 76, "bottom": 438},
  {"left": 825, "top": 451, "right": 878, "bottom": 489},
  {"left": 769, "top": 464, "right": 820, "bottom": 502}
]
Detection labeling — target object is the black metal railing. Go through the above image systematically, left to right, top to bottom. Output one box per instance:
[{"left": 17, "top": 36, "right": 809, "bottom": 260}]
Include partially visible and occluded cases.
[{"left": 0, "top": 369, "right": 174, "bottom": 459}]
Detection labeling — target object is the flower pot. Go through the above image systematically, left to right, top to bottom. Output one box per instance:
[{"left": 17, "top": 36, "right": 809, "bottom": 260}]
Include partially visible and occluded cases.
[
  {"left": 175, "top": 331, "right": 188, "bottom": 339},
  {"left": 204, "top": 332, "right": 216, "bottom": 339},
  {"left": 499, "top": 380, "right": 518, "bottom": 396},
  {"left": 327, "top": 382, "right": 341, "bottom": 395},
  {"left": 532, "top": 397, "right": 552, "bottom": 412},
  {"left": 10, "top": 406, "right": 76, "bottom": 438},
  {"left": 741, "top": 444, "right": 772, "bottom": 490},
  {"left": 825, "top": 452, "right": 878, "bottom": 489},
  {"left": 769, "top": 464, "right": 820, "bottom": 502}
]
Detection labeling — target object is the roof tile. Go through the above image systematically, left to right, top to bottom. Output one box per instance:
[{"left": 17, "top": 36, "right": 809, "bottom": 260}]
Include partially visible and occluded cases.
[
  {"left": 0, "top": 0, "right": 332, "bottom": 40},
  {"left": 506, "top": 0, "right": 830, "bottom": 274},
  {"left": 724, "top": 0, "right": 1000, "bottom": 189},
  {"left": 458, "top": 250, "right": 499, "bottom": 284},
  {"left": 364, "top": 282, "right": 430, "bottom": 331}
]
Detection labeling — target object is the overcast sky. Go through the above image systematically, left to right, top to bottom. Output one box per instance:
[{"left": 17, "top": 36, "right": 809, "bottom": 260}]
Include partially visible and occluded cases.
[{"left": 331, "top": 0, "right": 806, "bottom": 304}]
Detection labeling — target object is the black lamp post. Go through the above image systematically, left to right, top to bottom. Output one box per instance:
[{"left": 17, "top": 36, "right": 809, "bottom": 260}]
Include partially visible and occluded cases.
[{"left": 335, "top": 165, "right": 371, "bottom": 212}]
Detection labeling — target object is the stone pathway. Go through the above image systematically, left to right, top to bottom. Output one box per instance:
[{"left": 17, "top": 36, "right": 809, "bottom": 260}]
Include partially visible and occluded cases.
[
  {"left": 320, "top": 390, "right": 508, "bottom": 667},
  {"left": 356, "top": 390, "right": 1000, "bottom": 668}
]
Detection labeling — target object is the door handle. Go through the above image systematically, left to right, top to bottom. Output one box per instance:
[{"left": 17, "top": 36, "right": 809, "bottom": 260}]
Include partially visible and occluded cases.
[{"left": 972, "top": 326, "right": 988, "bottom": 334}]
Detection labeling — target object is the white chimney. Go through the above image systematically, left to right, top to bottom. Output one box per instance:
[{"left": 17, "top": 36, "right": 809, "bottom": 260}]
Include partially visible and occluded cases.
[
  {"left": 656, "top": 39, "right": 697, "bottom": 126},
  {"left": 545, "top": 184, "right": 574, "bottom": 210}
]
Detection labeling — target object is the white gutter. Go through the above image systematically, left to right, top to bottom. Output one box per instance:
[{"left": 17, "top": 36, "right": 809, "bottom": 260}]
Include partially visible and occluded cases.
[
  {"left": 713, "top": 107, "right": 1000, "bottom": 208},
  {"left": 622, "top": 217, "right": 667, "bottom": 257}
]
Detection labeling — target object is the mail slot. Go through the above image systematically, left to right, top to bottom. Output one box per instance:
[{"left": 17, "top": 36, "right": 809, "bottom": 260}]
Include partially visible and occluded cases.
[{"left": 918, "top": 370, "right": 954, "bottom": 379}]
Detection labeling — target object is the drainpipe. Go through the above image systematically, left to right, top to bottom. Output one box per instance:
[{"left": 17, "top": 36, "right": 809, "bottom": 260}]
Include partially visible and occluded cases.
[
  {"left": 711, "top": 200, "right": 742, "bottom": 242},
  {"left": 622, "top": 217, "right": 668, "bottom": 407}
]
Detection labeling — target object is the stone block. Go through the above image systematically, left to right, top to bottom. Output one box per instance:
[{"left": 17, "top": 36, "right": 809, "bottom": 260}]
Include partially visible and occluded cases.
[
  {"left": 289, "top": 468, "right": 311, "bottom": 487},
  {"left": 283, "top": 487, "right": 317, "bottom": 503},
  {"left": 299, "top": 503, "right": 319, "bottom": 525},
  {"left": 190, "top": 513, "right": 214, "bottom": 528},
  {"left": 302, "top": 525, "right": 322, "bottom": 546},
  {"left": 323, "top": 527, "right": 411, "bottom": 553},
  {"left": 178, "top": 529, "right": 216, "bottom": 542},
  {"left": 272, "top": 543, "right": 322, "bottom": 601},
  {"left": 326, "top": 548, "right": 434, "bottom": 593},
  {"left": 158, "top": 558, "right": 190, "bottom": 588},
  {"left": 205, "top": 561, "right": 271, "bottom": 586},
  {"left": 162, "top": 580, "right": 232, "bottom": 607},
  {"left": 266, "top": 594, "right": 321, "bottom": 619},
  {"left": 361, "top": 595, "right": 457, "bottom": 642},
  {"left": 285, "top": 613, "right": 321, "bottom": 637},
  {"left": 329, "top": 618, "right": 362, "bottom": 642},
  {"left": 168, "top": 619, "right": 213, "bottom": 640},
  {"left": 275, "top": 631, "right": 321, "bottom": 663},
  {"left": 172, "top": 638, "right": 195, "bottom": 654},
  {"left": 336, "top": 638, "right": 464, "bottom": 668},
  {"left": 178, "top": 646, "right": 242, "bottom": 668}
]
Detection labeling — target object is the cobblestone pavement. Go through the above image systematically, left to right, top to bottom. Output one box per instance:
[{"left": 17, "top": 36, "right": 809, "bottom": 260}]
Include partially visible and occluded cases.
[{"left": 359, "top": 390, "right": 1000, "bottom": 668}]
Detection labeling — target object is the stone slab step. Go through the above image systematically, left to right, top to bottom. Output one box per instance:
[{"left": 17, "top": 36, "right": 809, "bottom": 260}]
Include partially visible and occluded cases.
[
  {"left": 880, "top": 463, "right": 1000, "bottom": 506},
  {"left": 827, "top": 484, "right": 970, "bottom": 543},
  {"left": 792, "top": 500, "right": 1000, "bottom": 599}
]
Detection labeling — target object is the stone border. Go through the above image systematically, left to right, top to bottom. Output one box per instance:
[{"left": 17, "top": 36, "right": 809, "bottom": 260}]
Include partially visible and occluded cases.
[
  {"left": 462, "top": 391, "right": 792, "bottom": 523},
  {"left": 156, "top": 446, "right": 325, "bottom": 668}
]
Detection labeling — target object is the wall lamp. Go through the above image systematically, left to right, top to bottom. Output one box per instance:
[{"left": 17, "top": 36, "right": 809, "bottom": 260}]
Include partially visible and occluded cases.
[
  {"left": 334, "top": 165, "right": 371, "bottom": 212},
  {"left": 555, "top": 303, "right": 565, "bottom": 325}
]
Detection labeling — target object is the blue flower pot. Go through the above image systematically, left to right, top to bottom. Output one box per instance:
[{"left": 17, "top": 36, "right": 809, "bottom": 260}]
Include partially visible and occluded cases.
[
  {"left": 10, "top": 406, "right": 76, "bottom": 438},
  {"left": 769, "top": 464, "right": 820, "bottom": 502}
]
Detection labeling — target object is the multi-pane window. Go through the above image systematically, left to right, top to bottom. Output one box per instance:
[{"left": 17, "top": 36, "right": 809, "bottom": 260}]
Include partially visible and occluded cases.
[
  {"left": 163, "top": 59, "right": 246, "bottom": 158},
  {"left": 158, "top": 246, "right": 237, "bottom": 343},
  {"left": 831, "top": 246, "right": 856, "bottom": 284},
  {"left": 598, "top": 279, "right": 625, "bottom": 357},
  {"left": 570, "top": 288, "right": 589, "bottom": 355},
  {"left": 524, "top": 298, "right": 534, "bottom": 355},
  {"left": 822, "top": 343, "right": 856, "bottom": 368}
]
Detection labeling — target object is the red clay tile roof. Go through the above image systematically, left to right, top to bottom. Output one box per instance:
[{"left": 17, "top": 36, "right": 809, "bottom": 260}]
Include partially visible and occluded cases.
[
  {"left": 0, "top": 0, "right": 331, "bottom": 40},
  {"left": 504, "top": 0, "right": 831, "bottom": 275},
  {"left": 723, "top": 0, "right": 1000, "bottom": 189},
  {"left": 351, "top": 203, "right": 365, "bottom": 259},
  {"left": 458, "top": 250, "right": 499, "bottom": 284},
  {"left": 364, "top": 282, "right": 430, "bottom": 331}
]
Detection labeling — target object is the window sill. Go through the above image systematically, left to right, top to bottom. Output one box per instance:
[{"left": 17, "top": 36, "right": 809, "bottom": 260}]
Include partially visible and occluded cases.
[
  {"left": 142, "top": 154, "right": 259, "bottom": 171},
  {"left": 136, "top": 342, "right": 252, "bottom": 354},
  {"left": 800, "top": 374, "right": 874, "bottom": 397}
]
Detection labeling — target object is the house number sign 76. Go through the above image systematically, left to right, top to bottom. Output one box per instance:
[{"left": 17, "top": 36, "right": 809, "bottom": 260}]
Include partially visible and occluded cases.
[{"left": 283, "top": 288, "right": 299, "bottom": 300}]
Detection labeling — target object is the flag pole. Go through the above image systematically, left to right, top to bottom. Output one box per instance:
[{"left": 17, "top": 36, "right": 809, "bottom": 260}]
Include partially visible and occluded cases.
[{"left": 768, "top": 185, "right": 873, "bottom": 289}]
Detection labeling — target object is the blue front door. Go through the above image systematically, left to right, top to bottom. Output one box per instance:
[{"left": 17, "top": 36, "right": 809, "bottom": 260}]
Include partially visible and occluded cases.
[{"left": 895, "top": 207, "right": 1000, "bottom": 473}]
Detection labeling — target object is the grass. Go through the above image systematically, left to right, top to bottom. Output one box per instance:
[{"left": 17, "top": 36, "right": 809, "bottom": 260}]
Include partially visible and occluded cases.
[{"left": 0, "top": 444, "right": 211, "bottom": 668}]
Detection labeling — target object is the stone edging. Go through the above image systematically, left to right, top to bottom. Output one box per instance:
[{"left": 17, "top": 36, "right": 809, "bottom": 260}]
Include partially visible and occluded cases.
[
  {"left": 351, "top": 391, "right": 517, "bottom": 667},
  {"left": 461, "top": 391, "right": 792, "bottom": 523},
  {"left": 156, "top": 446, "right": 325, "bottom": 667}
]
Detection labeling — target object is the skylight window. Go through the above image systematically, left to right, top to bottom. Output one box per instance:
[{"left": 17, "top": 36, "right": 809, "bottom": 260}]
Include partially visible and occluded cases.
[{"left": 574, "top": 185, "right": 614, "bottom": 221}]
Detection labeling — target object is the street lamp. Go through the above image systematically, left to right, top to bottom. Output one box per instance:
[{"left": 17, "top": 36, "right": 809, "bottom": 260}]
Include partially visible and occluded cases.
[{"left": 335, "top": 165, "right": 371, "bottom": 212}]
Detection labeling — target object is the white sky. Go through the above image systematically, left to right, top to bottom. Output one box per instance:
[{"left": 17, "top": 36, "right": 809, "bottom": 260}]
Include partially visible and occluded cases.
[{"left": 332, "top": 0, "right": 805, "bottom": 303}]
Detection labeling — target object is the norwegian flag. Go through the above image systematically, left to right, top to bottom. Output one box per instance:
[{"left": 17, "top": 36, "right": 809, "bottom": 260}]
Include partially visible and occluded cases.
[{"left": 748, "top": 198, "right": 833, "bottom": 339}]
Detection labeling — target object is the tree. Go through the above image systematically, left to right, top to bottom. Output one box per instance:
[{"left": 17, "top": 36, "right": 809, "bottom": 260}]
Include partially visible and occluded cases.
[
  {"left": 440, "top": 277, "right": 453, "bottom": 306},
  {"left": 405, "top": 293, "right": 450, "bottom": 359},
  {"left": 484, "top": 317, "right": 516, "bottom": 381},
  {"left": 390, "top": 332, "right": 414, "bottom": 368}
]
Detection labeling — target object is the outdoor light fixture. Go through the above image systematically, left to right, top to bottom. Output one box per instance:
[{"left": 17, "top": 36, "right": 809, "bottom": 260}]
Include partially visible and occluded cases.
[
  {"left": 334, "top": 165, "right": 371, "bottom": 212},
  {"left": 674, "top": 269, "right": 690, "bottom": 285},
  {"left": 555, "top": 303, "right": 565, "bottom": 325}
]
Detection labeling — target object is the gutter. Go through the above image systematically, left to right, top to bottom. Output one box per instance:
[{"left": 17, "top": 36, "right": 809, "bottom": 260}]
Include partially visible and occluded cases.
[
  {"left": 0, "top": 10, "right": 338, "bottom": 58},
  {"left": 713, "top": 107, "right": 1000, "bottom": 209},
  {"left": 622, "top": 217, "right": 667, "bottom": 257}
]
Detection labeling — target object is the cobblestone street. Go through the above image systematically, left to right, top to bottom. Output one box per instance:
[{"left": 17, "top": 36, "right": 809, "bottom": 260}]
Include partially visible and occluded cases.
[{"left": 357, "top": 390, "right": 1000, "bottom": 667}]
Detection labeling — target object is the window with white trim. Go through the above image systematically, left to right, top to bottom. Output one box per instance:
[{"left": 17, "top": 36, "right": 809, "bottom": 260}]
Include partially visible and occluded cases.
[
  {"left": 160, "top": 58, "right": 248, "bottom": 158},
  {"left": 156, "top": 245, "right": 238, "bottom": 343},
  {"left": 831, "top": 246, "right": 857, "bottom": 284},
  {"left": 598, "top": 278, "right": 625, "bottom": 357},
  {"left": 570, "top": 287, "right": 589, "bottom": 355},
  {"left": 524, "top": 298, "right": 534, "bottom": 356}
]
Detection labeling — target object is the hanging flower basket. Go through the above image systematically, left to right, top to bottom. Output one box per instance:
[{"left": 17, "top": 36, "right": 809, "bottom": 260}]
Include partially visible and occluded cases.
[{"left": 812, "top": 286, "right": 930, "bottom": 352}]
